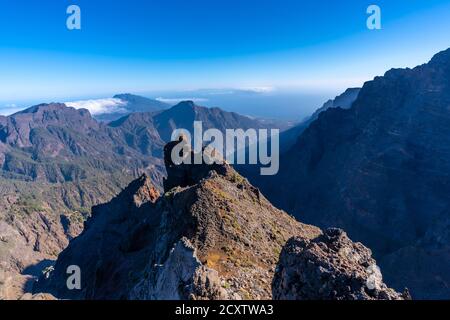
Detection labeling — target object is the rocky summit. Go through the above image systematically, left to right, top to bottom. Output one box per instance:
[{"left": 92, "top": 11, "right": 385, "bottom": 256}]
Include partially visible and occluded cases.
[
  {"left": 34, "top": 141, "right": 403, "bottom": 300},
  {"left": 273, "top": 228, "right": 410, "bottom": 300}
]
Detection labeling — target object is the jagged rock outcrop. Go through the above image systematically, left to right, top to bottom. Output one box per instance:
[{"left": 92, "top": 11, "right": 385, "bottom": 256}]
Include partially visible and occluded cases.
[
  {"left": 278, "top": 88, "right": 360, "bottom": 152},
  {"left": 162, "top": 135, "right": 228, "bottom": 192},
  {"left": 273, "top": 228, "right": 408, "bottom": 300},
  {"left": 130, "top": 237, "right": 227, "bottom": 300}
]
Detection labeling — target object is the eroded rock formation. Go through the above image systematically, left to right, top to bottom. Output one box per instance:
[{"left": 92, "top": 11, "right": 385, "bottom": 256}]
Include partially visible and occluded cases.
[{"left": 273, "top": 228, "right": 409, "bottom": 300}]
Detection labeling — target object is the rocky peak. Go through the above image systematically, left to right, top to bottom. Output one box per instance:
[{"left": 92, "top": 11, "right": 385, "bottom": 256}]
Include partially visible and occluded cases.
[
  {"left": 428, "top": 47, "right": 450, "bottom": 68},
  {"left": 161, "top": 100, "right": 199, "bottom": 119},
  {"left": 173, "top": 100, "right": 196, "bottom": 110},
  {"left": 2, "top": 103, "right": 99, "bottom": 148},
  {"left": 17, "top": 103, "right": 71, "bottom": 114},
  {"left": 163, "top": 136, "right": 230, "bottom": 192},
  {"left": 83, "top": 173, "right": 160, "bottom": 232},
  {"left": 132, "top": 174, "right": 161, "bottom": 206},
  {"left": 273, "top": 228, "right": 408, "bottom": 300}
]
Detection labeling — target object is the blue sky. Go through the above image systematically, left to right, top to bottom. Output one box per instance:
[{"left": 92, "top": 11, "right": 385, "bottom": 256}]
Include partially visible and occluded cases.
[{"left": 0, "top": 0, "right": 450, "bottom": 117}]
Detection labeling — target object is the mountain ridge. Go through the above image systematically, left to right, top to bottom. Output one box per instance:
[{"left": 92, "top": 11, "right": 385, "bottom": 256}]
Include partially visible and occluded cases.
[
  {"left": 248, "top": 47, "right": 450, "bottom": 299},
  {"left": 279, "top": 87, "right": 360, "bottom": 152},
  {"left": 0, "top": 100, "right": 286, "bottom": 299}
]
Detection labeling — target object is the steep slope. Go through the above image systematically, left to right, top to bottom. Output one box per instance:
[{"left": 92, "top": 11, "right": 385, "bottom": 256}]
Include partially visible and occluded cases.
[
  {"left": 252, "top": 48, "right": 450, "bottom": 299},
  {"left": 279, "top": 88, "right": 360, "bottom": 152},
  {"left": 108, "top": 112, "right": 165, "bottom": 158},
  {"left": 34, "top": 141, "right": 404, "bottom": 300},
  {"left": 35, "top": 160, "right": 320, "bottom": 300},
  {"left": 273, "top": 228, "right": 409, "bottom": 300}
]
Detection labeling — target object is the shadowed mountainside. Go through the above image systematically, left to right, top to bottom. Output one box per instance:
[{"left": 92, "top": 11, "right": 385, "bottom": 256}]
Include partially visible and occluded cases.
[{"left": 248, "top": 48, "right": 450, "bottom": 299}]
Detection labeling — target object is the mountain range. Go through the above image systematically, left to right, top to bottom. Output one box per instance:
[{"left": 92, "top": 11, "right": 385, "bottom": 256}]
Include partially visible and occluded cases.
[
  {"left": 1, "top": 48, "right": 450, "bottom": 300},
  {"left": 0, "top": 101, "right": 281, "bottom": 299},
  {"left": 33, "top": 144, "right": 406, "bottom": 300}
]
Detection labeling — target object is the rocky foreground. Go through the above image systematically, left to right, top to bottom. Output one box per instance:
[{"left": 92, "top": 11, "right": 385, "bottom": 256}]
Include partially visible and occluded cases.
[
  {"left": 34, "top": 144, "right": 406, "bottom": 300},
  {"left": 274, "top": 228, "right": 409, "bottom": 300}
]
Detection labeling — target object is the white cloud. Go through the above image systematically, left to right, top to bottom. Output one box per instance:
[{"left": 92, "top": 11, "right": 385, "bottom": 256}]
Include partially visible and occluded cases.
[
  {"left": 239, "top": 86, "right": 276, "bottom": 93},
  {"left": 203, "top": 90, "right": 235, "bottom": 95},
  {"left": 155, "top": 97, "right": 209, "bottom": 104},
  {"left": 65, "top": 98, "right": 128, "bottom": 115},
  {"left": 0, "top": 104, "right": 23, "bottom": 116}
]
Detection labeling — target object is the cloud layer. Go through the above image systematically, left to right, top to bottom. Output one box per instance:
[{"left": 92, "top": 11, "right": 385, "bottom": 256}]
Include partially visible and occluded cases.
[
  {"left": 155, "top": 97, "right": 209, "bottom": 104},
  {"left": 65, "top": 98, "right": 128, "bottom": 115},
  {"left": 0, "top": 104, "right": 23, "bottom": 116}
]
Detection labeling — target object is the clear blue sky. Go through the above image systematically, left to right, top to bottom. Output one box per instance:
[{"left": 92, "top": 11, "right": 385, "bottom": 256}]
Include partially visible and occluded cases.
[{"left": 0, "top": 0, "right": 449, "bottom": 109}]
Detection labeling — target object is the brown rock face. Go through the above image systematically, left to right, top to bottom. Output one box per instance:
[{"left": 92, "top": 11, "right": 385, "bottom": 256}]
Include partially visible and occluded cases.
[
  {"left": 34, "top": 141, "right": 403, "bottom": 300},
  {"left": 132, "top": 174, "right": 160, "bottom": 206},
  {"left": 273, "top": 228, "right": 409, "bottom": 300}
]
